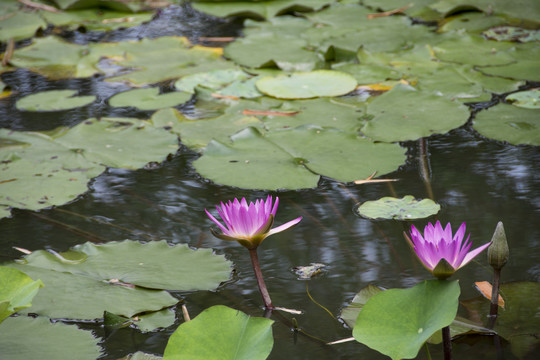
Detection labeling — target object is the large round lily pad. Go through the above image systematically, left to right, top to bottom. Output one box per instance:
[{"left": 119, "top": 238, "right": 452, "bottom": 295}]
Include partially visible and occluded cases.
[
  {"left": 255, "top": 70, "right": 358, "bottom": 99},
  {"left": 362, "top": 84, "right": 470, "bottom": 142},
  {"left": 108, "top": 88, "right": 192, "bottom": 111},
  {"left": 16, "top": 90, "right": 96, "bottom": 112},
  {"left": 472, "top": 104, "right": 540, "bottom": 146},
  {"left": 53, "top": 117, "right": 179, "bottom": 169},
  {"left": 355, "top": 195, "right": 441, "bottom": 220},
  {"left": 164, "top": 305, "right": 274, "bottom": 360},
  {"left": 0, "top": 316, "right": 102, "bottom": 360}
]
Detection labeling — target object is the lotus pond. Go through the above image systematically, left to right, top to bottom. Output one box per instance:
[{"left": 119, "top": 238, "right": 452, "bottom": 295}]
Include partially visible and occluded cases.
[{"left": 0, "top": 0, "right": 539, "bottom": 359}]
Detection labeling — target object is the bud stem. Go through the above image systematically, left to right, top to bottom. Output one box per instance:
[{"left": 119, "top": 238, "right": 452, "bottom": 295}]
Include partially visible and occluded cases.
[
  {"left": 249, "top": 248, "right": 274, "bottom": 310},
  {"left": 488, "top": 268, "right": 501, "bottom": 328},
  {"left": 442, "top": 325, "right": 452, "bottom": 360}
]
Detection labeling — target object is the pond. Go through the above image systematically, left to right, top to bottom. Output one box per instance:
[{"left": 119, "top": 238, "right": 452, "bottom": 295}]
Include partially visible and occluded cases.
[{"left": 0, "top": 1, "right": 539, "bottom": 360}]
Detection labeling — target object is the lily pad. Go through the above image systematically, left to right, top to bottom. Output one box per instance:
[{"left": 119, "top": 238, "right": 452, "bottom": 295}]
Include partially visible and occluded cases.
[
  {"left": 192, "top": 0, "right": 331, "bottom": 19},
  {"left": 41, "top": 9, "right": 154, "bottom": 32},
  {"left": 0, "top": 12, "right": 47, "bottom": 42},
  {"left": 483, "top": 26, "right": 540, "bottom": 42},
  {"left": 224, "top": 33, "right": 322, "bottom": 71},
  {"left": 332, "top": 63, "right": 402, "bottom": 85},
  {"left": 174, "top": 69, "right": 250, "bottom": 93},
  {"left": 256, "top": 70, "right": 357, "bottom": 99},
  {"left": 362, "top": 84, "right": 470, "bottom": 142},
  {"left": 108, "top": 88, "right": 192, "bottom": 110},
  {"left": 506, "top": 89, "right": 540, "bottom": 109},
  {"left": 16, "top": 90, "right": 96, "bottom": 112},
  {"left": 472, "top": 104, "right": 540, "bottom": 146},
  {"left": 53, "top": 117, "right": 179, "bottom": 169},
  {"left": 194, "top": 126, "right": 405, "bottom": 190},
  {"left": 0, "top": 129, "right": 105, "bottom": 216},
  {"left": 356, "top": 195, "right": 440, "bottom": 220},
  {"left": 19, "top": 240, "right": 233, "bottom": 291},
  {"left": 0, "top": 266, "right": 43, "bottom": 324},
  {"left": 353, "top": 279, "right": 460, "bottom": 360},
  {"left": 461, "top": 281, "right": 540, "bottom": 358},
  {"left": 340, "top": 284, "right": 384, "bottom": 328},
  {"left": 163, "top": 305, "right": 274, "bottom": 360},
  {"left": 137, "top": 308, "right": 176, "bottom": 332},
  {"left": 0, "top": 316, "right": 102, "bottom": 360}
]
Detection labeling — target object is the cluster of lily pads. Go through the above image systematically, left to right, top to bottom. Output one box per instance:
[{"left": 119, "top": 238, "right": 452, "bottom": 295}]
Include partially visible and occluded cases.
[{"left": 1, "top": 0, "right": 540, "bottom": 359}]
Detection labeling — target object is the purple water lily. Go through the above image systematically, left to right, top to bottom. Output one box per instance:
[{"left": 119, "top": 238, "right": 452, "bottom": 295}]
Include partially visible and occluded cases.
[
  {"left": 205, "top": 195, "right": 302, "bottom": 249},
  {"left": 408, "top": 221, "right": 492, "bottom": 279}
]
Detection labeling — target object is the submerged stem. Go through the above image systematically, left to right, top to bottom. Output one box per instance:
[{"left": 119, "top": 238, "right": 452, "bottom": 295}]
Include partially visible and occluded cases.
[
  {"left": 248, "top": 248, "right": 274, "bottom": 310},
  {"left": 488, "top": 268, "right": 501, "bottom": 328},
  {"left": 442, "top": 325, "right": 452, "bottom": 360}
]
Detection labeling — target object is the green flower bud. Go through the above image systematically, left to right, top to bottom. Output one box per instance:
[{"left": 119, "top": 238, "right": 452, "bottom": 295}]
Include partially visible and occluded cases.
[{"left": 488, "top": 222, "right": 509, "bottom": 270}]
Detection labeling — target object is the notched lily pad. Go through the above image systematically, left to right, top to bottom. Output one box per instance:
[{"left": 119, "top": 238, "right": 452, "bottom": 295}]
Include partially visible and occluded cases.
[
  {"left": 256, "top": 70, "right": 358, "bottom": 99},
  {"left": 108, "top": 88, "right": 192, "bottom": 110},
  {"left": 16, "top": 90, "right": 96, "bottom": 112},
  {"left": 472, "top": 104, "right": 540, "bottom": 146},
  {"left": 356, "top": 195, "right": 441, "bottom": 220}
]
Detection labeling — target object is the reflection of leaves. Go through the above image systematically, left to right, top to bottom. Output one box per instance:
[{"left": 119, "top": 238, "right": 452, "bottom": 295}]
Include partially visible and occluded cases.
[{"left": 461, "top": 282, "right": 540, "bottom": 358}]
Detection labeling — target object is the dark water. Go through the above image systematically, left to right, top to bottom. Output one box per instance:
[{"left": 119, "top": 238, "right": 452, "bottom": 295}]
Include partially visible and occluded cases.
[{"left": 1, "top": 4, "right": 539, "bottom": 360}]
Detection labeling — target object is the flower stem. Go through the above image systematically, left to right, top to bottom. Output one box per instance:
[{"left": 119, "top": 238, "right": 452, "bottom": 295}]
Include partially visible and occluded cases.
[
  {"left": 248, "top": 248, "right": 274, "bottom": 310},
  {"left": 488, "top": 268, "right": 501, "bottom": 328},
  {"left": 442, "top": 325, "right": 452, "bottom": 360}
]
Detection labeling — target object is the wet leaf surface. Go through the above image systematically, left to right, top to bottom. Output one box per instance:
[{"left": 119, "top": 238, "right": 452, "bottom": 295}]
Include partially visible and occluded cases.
[
  {"left": 109, "top": 88, "right": 192, "bottom": 110},
  {"left": 16, "top": 90, "right": 96, "bottom": 112},
  {"left": 355, "top": 195, "right": 441, "bottom": 220}
]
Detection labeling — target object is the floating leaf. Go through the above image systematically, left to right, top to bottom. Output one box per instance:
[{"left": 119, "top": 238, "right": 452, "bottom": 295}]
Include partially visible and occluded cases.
[
  {"left": 192, "top": 0, "right": 331, "bottom": 19},
  {"left": 42, "top": 9, "right": 154, "bottom": 31},
  {"left": 0, "top": 12, "right": 47, "bottom": 42},
  {"left": 438, "top": 12, "right": 509, "bottom": 33},
  {"left": 483, "top": 26, "right": 540, "bottom": 42},
  {"left": 332, "top": 63, "right": 402, "bottom": 85},
  {"left": 174, "top": 69, "right": 250, "bottom": 93},
  {"left": 256, "top": 70, "right": 357, "bottom": 99},
  {"left": 362, "top": 84, "right": 470, "bottom": 142},
  {"left": 108, "top": 88, "right": 192, "bottom": 110},
  {"left": 506, "top": 89, "right": 540, "bottom": 109},
  {"left": 16, "top": 90, "right": 96, "bottom": 112},
  {"left": 472, "top": 104, "right": 540, "bottom": 146},
  {"left": 53, "top": 117, "right": 179, "bottom": 169},
  {"left": 194, "top": 126, "right": 405, "bottom": 190},
  {"left": 0, "top": 129, "right": 105, "bottom": 217},
  {"left": 356, "top": 195, "right": 441, "bottom": 220},
  {"left": 19, "top": 240, "right": 232, "bottom": 291},
  {"left": 0, "top": 266, "right": 43, "bottom": 324},
  {"left": 353, "top": 280, "right": 460, "bottom": 360},
  {"left": 461, "top": 281, "right": 540, "bottom": 359},
  {"left": 474, "top": 281, "right": 505, "bottom": 308},
  {"left": 340, "top": 284, "right": 384, "bottom": 328},
  {"left": 163, "top": 305, "right": 274, "bottom": 360},
  {"left": 137, "top": 308, "right": 176, "bottom": 332},
  {"left": 0, "top": 316, "right": 102, "bottom": 360}
]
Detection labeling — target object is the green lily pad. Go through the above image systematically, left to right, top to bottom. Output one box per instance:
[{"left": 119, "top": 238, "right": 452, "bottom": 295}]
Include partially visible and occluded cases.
[
  {"left": 51, "top": 0, "right": 144, "bottom": 12},
  {"left": 192, "top": 0, "right": 331, "bottom": 19},
  {"left": 362, "top": 0, "right": 441, "bottom": 21},
  {"left": 430, "top": 0, "right": 540, "bottom": 26},
  {"left": 41, "top": 9, "right": 153, "bottom": 32},
  {"left": 0, "top": 12, "right": 47, "bottom": 42},
  {"left": 438, "top": 12, "right": 509, "bottom": 33},
  {"left": 483, "top": 26, "right": 540, "bottom": 42},
  {"left": 224, "top": 33, "right": 322, "bottom": 71},
  {"left": 332, "top": 63, "right": 403, "bottom": 85},
  {"left": 174, "top": 69, "right": 250, "bottom": 93},
  {"left": 256, "top": 70, "right": 357, "bottom": 99},
  {"left": 362, "top": 84, "right": 470, "bottom": 142},
  {"left": 108, "top": 88, "right": 192, "bottom": 110},
  {"left": 506, "top": 89, "right": 540, "bottom": 109},
  {"left": 16, "top": 90, "right": 96, "bottom": 112},
  {"left": 472, "top": 104, "right": 540, "bottom": 145},
  {"left": 53, "top": 117, "right": 179, "bottom": 169},
  {"left": 194, "top": 126, "right": 405, "bottom": 190},
  {"left": 194, "top": 127, "right": 320, "bottom": 190},
  {"left": 0, "top": 129, "right": 105, "bottom": 217},
  {"left": 356, "top": 195, "right": 441, "bottom": 220},
  {"left": 19, "top": 240, "right": 232, "bottom": 291},
  {"left": 6, "top": 262, "right": 178, "bottom": 320},
  {"left": 0, "top": 266, "right": 44, "bottom": 324},
  {"left": 353, "top": 280, "right": 460, "bottom": 360},
  {"left": 461, "top": 281, "right": 540, "bottom": 359},
  {"left": 340, "top": 284, "right": 384, "bottom": 328},
  {"left": 163, "top": 305, "right": 274, "bottom": 360},
  {"left": 137, "top": 308, "right": 176, "bottom": 332},
  {"left": 0, "top": 316, "right": 102, "bottom": 360}
]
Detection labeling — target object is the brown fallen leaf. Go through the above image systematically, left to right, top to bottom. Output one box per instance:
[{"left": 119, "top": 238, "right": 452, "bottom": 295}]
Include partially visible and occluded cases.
[
  {"left": 242, "top": 109, "right": 300, "bottom": 117},
  {"left": 354, "top": 171, "right": 398, "bottom": 185},
  {"left": 475, "top": 281, "right": 505, "bottom": 308}
]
